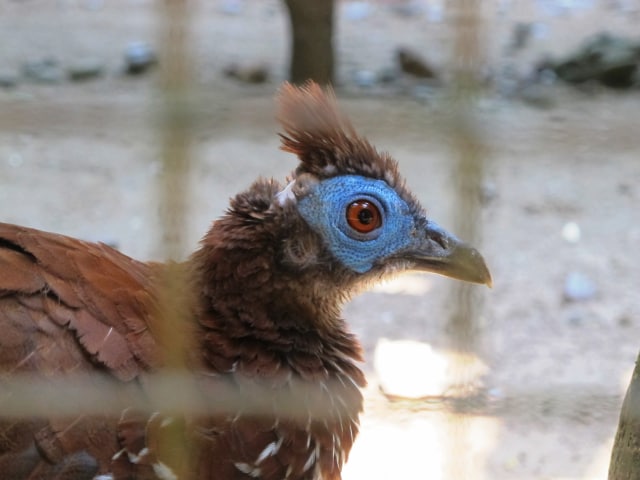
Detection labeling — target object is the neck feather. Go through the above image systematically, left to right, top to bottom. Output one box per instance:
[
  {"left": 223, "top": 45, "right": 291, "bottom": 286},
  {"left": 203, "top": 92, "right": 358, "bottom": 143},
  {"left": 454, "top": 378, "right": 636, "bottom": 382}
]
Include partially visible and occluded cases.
[{"left": 188, "top": 210, "right": 365, "bottom": 388}]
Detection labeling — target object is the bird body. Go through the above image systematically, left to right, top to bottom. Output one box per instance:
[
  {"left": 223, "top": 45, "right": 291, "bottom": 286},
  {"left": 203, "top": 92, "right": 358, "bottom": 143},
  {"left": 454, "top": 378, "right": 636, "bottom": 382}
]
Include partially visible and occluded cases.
[
  {"left": 396, "top": 47, "right": 438, "bottom": 80},
  {"left": 0, "top": 82, "right": 490, "bottom": 480}
]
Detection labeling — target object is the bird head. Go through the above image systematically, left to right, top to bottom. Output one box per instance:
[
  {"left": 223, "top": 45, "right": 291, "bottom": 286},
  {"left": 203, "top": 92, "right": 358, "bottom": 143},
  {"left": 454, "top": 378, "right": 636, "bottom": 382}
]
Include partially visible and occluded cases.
[{"left": 274, "top": 82, "right": 491, "bottom": 289}]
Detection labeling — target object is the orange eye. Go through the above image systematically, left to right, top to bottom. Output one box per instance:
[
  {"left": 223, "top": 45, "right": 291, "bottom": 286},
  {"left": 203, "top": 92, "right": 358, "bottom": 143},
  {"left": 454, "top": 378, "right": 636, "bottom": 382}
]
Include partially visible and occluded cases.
[{"left": 346, "top": 200, "right": 382, "bottom": 234}]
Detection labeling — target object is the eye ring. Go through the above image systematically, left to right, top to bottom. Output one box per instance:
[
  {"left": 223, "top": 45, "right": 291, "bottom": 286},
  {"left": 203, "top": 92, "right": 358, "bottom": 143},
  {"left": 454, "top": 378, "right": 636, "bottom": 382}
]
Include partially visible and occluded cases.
[{"left": 346, "top": 200, "right": 382, "bottom": 234}]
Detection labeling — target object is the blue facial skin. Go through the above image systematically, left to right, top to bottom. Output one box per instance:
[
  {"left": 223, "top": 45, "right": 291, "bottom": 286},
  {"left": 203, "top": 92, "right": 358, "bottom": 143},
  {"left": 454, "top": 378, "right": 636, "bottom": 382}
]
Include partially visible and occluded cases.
[{"left": 297, "top": 175, "right": 417, "bottom": 273}]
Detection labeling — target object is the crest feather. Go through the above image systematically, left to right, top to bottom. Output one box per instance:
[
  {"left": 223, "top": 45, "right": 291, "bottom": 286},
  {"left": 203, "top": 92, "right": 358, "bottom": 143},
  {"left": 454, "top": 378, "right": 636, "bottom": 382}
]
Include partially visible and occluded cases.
[{"left": 277, "top": 81, "right": 401, "bottom": 186}]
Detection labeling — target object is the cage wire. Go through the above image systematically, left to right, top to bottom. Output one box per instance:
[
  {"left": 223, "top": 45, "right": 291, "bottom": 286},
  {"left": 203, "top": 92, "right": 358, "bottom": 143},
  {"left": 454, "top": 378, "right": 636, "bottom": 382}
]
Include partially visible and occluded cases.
[
  {"left": 155, "top": 0, "right": 194, "bottom": 475},
  {"left": 444, "top": 1, "right": 489, "bottom": 478}
]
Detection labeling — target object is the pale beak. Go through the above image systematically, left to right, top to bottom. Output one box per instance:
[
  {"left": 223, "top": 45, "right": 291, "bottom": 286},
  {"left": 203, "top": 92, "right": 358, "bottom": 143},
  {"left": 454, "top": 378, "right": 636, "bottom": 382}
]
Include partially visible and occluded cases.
[{"left": 403, "top": 220, "right": 492, "bottom": 287}]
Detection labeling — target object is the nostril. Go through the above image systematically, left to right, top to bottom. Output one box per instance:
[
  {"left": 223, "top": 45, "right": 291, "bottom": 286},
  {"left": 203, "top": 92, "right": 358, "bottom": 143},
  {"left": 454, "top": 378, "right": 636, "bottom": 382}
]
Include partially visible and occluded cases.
[{"left": 429, "top": 229, "right": 449, "bottom": 250}]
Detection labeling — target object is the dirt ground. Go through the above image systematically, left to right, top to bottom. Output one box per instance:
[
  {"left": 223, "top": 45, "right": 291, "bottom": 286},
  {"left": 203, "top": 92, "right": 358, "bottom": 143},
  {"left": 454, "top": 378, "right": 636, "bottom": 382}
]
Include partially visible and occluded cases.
[{"left": 1, "top": 1, "right": 640, "bottom": 479}]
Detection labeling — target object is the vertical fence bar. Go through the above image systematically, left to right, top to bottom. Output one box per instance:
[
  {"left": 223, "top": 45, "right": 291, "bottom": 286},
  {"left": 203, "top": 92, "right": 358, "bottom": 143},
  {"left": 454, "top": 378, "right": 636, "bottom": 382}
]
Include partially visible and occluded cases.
[
  {"left": 155, "top": 0, "right": 194, "bottom": 476},
  {"left": 157, "top": 0, "right": 192, "bottom": 269},
  {"left": 448, "top": 0, "right": 488, "bottom": 352},
  {"left": 445, "top": 1, "right": 489, "bottom": 479}
]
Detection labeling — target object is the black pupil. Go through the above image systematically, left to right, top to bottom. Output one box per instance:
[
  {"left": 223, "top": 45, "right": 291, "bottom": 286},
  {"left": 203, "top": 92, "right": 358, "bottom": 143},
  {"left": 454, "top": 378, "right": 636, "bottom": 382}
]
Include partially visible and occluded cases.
[{"left": 358, "top": 208, "right": 374, "bottom": 224}]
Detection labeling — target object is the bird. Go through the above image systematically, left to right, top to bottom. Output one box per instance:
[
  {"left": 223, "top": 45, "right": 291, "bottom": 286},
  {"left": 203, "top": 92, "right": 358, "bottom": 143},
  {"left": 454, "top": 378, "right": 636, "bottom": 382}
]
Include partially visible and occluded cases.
[
  {"left": 396, "top": 47, "right": 438, "bottom": 80},
  {"left": 0, "top": 81, "right": 491, "bottom": 480}
]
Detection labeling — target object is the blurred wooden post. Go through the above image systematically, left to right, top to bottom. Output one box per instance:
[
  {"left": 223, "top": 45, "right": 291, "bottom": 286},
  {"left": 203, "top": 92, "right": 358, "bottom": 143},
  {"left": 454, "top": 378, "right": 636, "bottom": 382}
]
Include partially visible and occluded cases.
[
  {"left": 156, "top": 0, "right": 194, "bottom": 476},
  {"left": 157, "top": 0, "right": 192, "bottom": 374},
  {"left": 283, "top": 0, "right": 335, "bottom": 85},
  {"left": 447, "top": 0, "right": 487, "bottom": 354},
  {"left": 445, "top": 1, "right": 488, "bottom": 479},
  {"left": 609, "top": 352, "right": 640, "bottom": 479}
]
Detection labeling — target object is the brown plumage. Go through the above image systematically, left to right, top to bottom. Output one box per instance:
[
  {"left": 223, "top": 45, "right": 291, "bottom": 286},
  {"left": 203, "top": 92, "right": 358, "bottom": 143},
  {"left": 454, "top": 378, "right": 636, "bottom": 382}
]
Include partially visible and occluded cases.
[{"left": 0, "top": 82, "right": 491, "bottom": 480}]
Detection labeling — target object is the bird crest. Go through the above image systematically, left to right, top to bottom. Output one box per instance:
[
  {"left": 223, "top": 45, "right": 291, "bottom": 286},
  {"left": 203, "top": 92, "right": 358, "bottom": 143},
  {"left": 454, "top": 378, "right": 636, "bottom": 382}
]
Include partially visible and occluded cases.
[{"left": 278, "top": 82, "right": 402, "bottom": 190}]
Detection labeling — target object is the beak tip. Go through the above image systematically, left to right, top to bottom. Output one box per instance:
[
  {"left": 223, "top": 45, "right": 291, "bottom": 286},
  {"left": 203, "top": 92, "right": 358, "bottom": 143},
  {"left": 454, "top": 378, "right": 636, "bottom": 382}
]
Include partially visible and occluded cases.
[
  {"left": 409, "top": 221, "right": 493, "bottom": 288},
  {"left": 433, "top": 243, "right": 493, "bottom": 288},
  {"left": 460, "top": 245, "right": 492, "bottom": 289},
  {"left": 475, "top": 252, "right": 493, "bottom": 288}
]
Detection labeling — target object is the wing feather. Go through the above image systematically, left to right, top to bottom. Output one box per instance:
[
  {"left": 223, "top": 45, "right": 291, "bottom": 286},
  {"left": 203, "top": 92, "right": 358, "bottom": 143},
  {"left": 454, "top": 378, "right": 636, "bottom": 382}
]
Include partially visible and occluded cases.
[
  {"left": 0, "top": 222, "right": 163, "bottom": 478},
  {"left": 0, "top": 222, "right": 160, "bottom": 378},
  {"left": 0, "top": 248, "right": 46, "bottom": 294}
]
